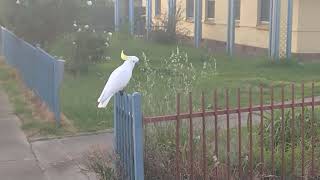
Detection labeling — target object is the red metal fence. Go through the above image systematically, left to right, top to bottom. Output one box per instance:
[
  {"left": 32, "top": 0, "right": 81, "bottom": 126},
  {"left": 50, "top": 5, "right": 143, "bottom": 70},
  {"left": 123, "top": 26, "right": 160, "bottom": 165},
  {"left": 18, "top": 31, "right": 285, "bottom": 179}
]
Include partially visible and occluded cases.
[{"left": 143, "top": 83, "right": 320, "bottom": 179}]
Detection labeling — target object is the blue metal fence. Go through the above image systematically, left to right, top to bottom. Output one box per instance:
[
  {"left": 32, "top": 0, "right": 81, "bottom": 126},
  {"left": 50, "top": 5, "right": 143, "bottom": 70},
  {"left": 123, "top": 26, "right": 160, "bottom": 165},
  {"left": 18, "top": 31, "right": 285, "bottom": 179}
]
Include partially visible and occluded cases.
[
  {"left": 0, "top": 27, "right": 64, "bottom": 126},
  {"left": 114, "top": 92, "right": 144, "bottom": 180}
]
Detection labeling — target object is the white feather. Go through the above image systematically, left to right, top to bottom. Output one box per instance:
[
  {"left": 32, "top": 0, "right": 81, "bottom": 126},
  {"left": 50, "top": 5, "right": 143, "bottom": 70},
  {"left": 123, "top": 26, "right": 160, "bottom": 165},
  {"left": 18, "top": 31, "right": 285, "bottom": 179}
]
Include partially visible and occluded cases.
[{"left": 97, "top": 56, "right": 138, "bottom": 108}]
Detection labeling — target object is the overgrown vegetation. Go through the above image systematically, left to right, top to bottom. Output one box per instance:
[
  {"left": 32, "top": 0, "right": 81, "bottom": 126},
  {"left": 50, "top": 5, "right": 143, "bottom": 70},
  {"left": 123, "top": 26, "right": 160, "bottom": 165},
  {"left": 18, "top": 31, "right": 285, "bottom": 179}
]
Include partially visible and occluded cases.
[
  {"left": 0, "top": 59, "right": 74, "bottom": 138},
  {"left": 143, "top": 109, "right": 320, "bottom": 179},
  {"left": 82, "top": 146, "right": 122, "bottom": 180}
]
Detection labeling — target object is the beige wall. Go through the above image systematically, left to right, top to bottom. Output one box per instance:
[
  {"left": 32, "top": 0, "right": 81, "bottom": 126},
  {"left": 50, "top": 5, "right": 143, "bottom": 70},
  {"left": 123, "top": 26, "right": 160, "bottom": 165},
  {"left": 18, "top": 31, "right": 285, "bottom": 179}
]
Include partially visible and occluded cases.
[{"left": 144, "top": 0, "right": 320, "bottom": 54}]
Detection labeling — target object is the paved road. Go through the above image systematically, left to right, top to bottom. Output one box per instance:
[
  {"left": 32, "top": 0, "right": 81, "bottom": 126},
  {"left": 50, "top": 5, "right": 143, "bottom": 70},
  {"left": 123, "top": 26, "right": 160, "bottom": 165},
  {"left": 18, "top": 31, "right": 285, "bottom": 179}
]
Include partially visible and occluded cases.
[{"left": 0, "top": 86, "right": 114, "bottom": 180}]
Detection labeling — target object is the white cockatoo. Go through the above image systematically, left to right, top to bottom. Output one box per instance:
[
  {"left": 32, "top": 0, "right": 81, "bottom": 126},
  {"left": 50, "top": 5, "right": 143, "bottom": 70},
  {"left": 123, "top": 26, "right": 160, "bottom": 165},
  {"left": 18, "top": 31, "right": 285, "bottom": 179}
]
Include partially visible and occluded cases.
[{"left": 97, "top": 51, "right": 139, "bottom": 108}]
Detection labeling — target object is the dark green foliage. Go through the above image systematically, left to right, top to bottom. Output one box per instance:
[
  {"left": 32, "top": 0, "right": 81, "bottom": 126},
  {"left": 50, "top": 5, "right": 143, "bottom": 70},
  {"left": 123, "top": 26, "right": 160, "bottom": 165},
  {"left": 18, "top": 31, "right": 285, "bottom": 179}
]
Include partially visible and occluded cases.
[
  {"left": 0, "top": 0, "right": 79, "bottom": 45},
  {"left": 67, "top": 29, "right": 109, "bottom": 75}
]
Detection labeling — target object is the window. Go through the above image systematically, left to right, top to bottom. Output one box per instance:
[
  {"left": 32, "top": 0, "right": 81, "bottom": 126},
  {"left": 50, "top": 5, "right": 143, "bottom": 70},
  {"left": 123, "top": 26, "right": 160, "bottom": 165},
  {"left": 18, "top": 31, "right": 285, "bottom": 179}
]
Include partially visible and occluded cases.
[
  {"left": 155, "top": 0, "right": 161, "bottom": 16},
  {"left": 186, "top": 0, "right": 194, "bottom": 18},
  {"left": 206, "top": 0, "right": 215, "bottom": 19},
  {"left": 235, "top": 0, "right": 241, "bottom": 20},
  {"left": 260, "top": 0, "right": 270, "bottom": 22}
]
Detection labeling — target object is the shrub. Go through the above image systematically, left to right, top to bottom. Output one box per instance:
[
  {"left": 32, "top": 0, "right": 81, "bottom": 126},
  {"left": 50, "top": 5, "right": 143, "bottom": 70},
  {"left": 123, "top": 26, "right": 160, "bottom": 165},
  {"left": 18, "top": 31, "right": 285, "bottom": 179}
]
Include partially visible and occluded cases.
[
  {"left": 66, "top": 26, "right": 111, "bottom": 75},
  {"left": 82, "top": 146, "right": 123, "bottom": 180}
]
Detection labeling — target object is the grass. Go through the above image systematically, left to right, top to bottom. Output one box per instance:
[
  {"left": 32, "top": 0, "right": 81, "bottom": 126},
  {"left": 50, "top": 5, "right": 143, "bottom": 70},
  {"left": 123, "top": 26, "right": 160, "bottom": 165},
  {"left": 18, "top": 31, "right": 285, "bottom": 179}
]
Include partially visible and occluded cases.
[
  {"left": 48, "top": 34, "right": 320, "bottom": 132},
  {"left": 0, "top": 59, "right": 74, "bottom": 138}
]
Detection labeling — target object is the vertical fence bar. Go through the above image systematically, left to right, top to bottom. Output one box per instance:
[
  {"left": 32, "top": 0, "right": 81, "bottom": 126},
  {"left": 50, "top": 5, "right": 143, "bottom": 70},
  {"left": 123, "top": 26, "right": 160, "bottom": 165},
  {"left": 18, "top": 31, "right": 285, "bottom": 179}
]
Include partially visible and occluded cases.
[
  {"left": 114, "top": 0, "right": 120, "bottom": 32},
  {"left": 129, "top": 0, "right": 134, "bottom": 35},
  {"left": 146, "top": 0, "right": 152, "bottom": 39},
  {"left": 194, "top": 0, "right": 202, "bottom": 48},
  {"left": 227, "top": 0, "right": 235, "bottom": 55},
  {"left": 286, "top": 0, "right": 293, "bottom": 58},
  {"left": 53, "top": 59, "right": 64, "bottom": 126},
  {"left": 311, "top": 82, "right": 315, "bottom": 176},
  {"left": 301, "top": 83, "right": 305, "bottom": 178},
  {"left": 291, "top": 84, "right": 295, "bottom": 176},
  {"left": 281, "top": 85, "right": 285, "bottom": 180},
  {"left": 260, "top": 86, "right": 264, "bottom": 177},
  {"left": 271, "top": 86, "right": 275, "bottom": 177},
  {"left": 237, "top": 88, "right": 242, "bottom": 179},
  {"left": 249, "top": 88, "right": 253, "bottom": 180},
  {"left": 213, "top": 89, "right": 218, "bottom": 177},
  {"left": 226, "top": 89, "right": 230, "bottom": 180},
  {"left": 188, "top": 92, "right": 194, "bottom": 180},
  {"left": 201, "top": 92, "right": 207, "bottom": 180},
  {"left": 114, "top": 93, "right": 119, "bottom": 153},
  {"left": 132, "top": 93, "right": 144, "bottom": 180},
  {"left": 176, "top": 93, "right": 181, "bottom": 180},
  {"left": 119, "top": 94, "right": 124, "bottom": 171},
  {"left": 124, "top": 95, "right": 129, "bottom": 177},
  {"left": 128, "top": 95, "right": 134, "bottom": 180}
]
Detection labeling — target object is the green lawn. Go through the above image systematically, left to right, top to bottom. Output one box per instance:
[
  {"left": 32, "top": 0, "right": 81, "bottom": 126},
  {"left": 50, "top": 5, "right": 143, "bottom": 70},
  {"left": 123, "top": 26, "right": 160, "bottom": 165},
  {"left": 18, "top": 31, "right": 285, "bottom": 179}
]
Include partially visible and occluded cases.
[{"left": 50, "top": 34, "right": 320, "bottom": 132}]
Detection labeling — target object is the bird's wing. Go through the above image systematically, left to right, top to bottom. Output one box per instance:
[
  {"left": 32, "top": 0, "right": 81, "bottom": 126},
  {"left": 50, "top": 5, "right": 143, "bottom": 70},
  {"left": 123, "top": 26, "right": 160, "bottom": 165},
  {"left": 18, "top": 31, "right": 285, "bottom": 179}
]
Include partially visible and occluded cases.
[{"left": 97, "top": 65, "right": 132, "bottom": 107}]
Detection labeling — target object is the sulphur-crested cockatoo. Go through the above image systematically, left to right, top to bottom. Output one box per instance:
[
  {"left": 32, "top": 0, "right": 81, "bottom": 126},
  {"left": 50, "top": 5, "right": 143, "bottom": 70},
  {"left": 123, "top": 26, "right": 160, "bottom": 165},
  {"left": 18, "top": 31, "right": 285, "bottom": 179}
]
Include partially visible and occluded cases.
[{"left": 97, "top": 51, "right": 139, "bottom": 108}]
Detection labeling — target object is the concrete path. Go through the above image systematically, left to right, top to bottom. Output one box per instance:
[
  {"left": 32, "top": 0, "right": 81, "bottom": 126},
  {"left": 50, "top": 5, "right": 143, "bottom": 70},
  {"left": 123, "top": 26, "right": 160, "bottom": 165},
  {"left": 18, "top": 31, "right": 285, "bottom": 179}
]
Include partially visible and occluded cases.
[
  {"left": 0, "top": 86, "right": 114, "bottom": 180},
  {"left": 0, "top": 88, "right": 46, "bottom": 180}
]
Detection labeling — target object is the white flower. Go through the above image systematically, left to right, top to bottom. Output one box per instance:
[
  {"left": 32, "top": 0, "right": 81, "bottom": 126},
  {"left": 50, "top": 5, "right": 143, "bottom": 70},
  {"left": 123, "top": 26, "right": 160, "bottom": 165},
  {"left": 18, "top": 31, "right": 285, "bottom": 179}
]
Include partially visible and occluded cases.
[
  {"left": 16, "top": 0, "right": 20, "bottom": 4},
  {"left": 87, "top": 1, "right": 93, "bottom": 6},
  {"left": 73, "top": 23, "right": 77, "bottom": 27},
  {"left": 84, "top": 25, "right": 89, "bottom": 29},
  {"left": 77, "top": 28, "right": 82, "bottom": 32},
  {"left": 92, "top": 29, "right": 96, "bottom": 33},
  {"left": 108, "top": 32, "right": 112, "bottom": 36},
  {"left": 72, "top": 41, "right": 76, "bottom": 45},
  {"left": 105, "top": 42, "right": 109, "bottom": 47}
]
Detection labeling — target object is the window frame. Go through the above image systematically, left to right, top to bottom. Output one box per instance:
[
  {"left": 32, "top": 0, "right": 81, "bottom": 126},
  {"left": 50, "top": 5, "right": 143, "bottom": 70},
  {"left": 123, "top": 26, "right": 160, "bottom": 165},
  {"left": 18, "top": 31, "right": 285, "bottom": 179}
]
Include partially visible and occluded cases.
[
  {"left": 186, "top": 0, "right": 195, "bottom": 20},
  {"left": 206, "top": 0, "right": 216, "bottom": 20},
  {"left": 259, "top": 0, "right": 271, "bottom": 23}
]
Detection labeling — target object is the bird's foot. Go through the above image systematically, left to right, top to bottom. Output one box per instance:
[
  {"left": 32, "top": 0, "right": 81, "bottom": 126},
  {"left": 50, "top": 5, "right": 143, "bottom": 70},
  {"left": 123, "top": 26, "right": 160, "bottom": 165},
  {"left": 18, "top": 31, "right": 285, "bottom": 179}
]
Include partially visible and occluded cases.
[{"left": 120, "top": 91, "right": 124, "bottom": 96}]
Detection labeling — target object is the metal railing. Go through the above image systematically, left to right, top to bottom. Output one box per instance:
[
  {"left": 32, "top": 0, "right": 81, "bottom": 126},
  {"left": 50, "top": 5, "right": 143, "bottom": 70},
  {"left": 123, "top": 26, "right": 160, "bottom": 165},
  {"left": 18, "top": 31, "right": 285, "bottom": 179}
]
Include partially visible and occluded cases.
[{"left": 143, "top": 83, "right": 320, "bottom": 179}]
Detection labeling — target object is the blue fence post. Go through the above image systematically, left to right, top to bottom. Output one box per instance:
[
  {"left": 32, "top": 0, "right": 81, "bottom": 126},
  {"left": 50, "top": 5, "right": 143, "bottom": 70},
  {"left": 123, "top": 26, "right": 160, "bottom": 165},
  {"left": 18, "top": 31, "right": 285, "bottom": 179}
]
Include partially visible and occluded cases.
[
  {"left": 114, "top": 0, "right": 120, "bottom": 32},
  {"left": 129, "top": 0, "right": 135, "bottom": 35},
  {"left": 146, "top": 0, "right": 152, "bottom": 40},
  {"left": 194, "top": 0, "right": 202, "bottom": 48},
  {"left": 227, "top": 0, "right": 235, "bottom": 55},
  {"left": 270, "top": 0, "right": 281, "bottom": 61},
  {"left": 286, "top": 0, "right": 293, "bottom": 59},
  {"left": 0, "top": 26, "right": 3, "bottom": 57},
  {"left": 53, "top": 59, "right": 65, "bottom": 126},
  {"left": 113, "top": 93, "right": 119, "bottom": 153},
  {"left": 132, "top": 93, "right": 144, "bottom": 180}
]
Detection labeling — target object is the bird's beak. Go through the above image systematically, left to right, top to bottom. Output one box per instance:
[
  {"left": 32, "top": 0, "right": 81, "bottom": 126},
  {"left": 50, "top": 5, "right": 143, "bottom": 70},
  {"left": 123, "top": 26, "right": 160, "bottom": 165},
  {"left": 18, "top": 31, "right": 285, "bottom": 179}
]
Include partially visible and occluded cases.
[{"left": 121, "top": 50, "right": 128, "bottom": 61}]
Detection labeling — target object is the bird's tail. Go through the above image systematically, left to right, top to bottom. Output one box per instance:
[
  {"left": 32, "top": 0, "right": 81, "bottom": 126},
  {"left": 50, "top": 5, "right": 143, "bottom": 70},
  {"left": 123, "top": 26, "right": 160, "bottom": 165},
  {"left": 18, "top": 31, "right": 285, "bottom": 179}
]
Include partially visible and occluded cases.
[{"left": 97, "top": 96, "right": 112, "bottom": 108}]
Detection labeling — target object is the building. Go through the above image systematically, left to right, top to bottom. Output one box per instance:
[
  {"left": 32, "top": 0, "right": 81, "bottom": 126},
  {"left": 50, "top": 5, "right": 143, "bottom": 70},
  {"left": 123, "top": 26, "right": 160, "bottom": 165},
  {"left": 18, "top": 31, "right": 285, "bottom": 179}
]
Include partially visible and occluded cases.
[{"left": 141, "top": 0, "right": 320, "bottom": 58}]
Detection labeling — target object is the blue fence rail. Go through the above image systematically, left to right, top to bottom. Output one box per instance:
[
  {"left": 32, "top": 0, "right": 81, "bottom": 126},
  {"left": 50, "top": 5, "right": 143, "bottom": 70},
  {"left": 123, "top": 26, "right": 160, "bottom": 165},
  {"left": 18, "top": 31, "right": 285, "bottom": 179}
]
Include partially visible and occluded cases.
[
  {"left": 0, "top": 26, "right": 64, "bottom": 126},
  {"left": 114, "top": 92, "right": 144, "bottom": 180}
]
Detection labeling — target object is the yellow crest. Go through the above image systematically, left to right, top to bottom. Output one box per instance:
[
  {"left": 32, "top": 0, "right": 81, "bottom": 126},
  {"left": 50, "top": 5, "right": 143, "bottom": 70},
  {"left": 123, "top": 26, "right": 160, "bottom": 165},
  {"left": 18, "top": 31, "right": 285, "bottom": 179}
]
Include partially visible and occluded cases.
[{"left": 121, "top": 50, "right": 128, "bottom": 61}]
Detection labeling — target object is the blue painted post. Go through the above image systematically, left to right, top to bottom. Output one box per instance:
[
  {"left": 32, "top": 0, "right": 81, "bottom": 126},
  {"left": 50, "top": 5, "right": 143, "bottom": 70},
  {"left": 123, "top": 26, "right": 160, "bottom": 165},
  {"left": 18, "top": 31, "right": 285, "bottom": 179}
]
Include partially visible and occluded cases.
[
  {"left": 114, "top": 0, "right": 120, "bottom": 32},
  {"left": 129, "top": 0, "right": 135, "bottom": 35},
  {"left": 146, "top": 0, "right": 152, "bottom": 39},
  {"left": 194, "top": 0, "right": 202, "bottom": 48},
  {"left": 227, "top": 0, "right": 235, "bottom": 55},
  {"left": 268, "top": 0, "right": 274, "bottom": 57},
  {"left": 270, "top": 0, "right": 280, "bottom": 61},
  {"left": 286, "top": 0, "right": 293, "bottom": 59},
  {"left": 0, "top": 26, "right": 3, "bottom": 56},
  {"left": 53, "top": 59, "right": 65, "bottom": 127},
  {"left": 114, "top": 93, "right": 119, "bottom": 153},
  {"left": 132, "top": 93, "right": 144, "bottom": 180},
  {"left": 123, "top": 94, "right": 128, "bottom": 177}
]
